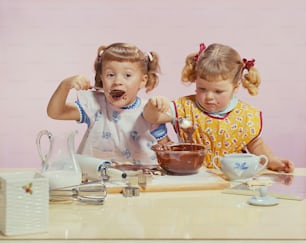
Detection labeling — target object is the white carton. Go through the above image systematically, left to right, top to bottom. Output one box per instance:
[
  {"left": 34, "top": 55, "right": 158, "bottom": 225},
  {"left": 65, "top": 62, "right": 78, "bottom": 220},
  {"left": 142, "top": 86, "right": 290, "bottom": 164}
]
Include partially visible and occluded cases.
[{"left": 0, "top": 171, "right": 49, "bottom": 236}]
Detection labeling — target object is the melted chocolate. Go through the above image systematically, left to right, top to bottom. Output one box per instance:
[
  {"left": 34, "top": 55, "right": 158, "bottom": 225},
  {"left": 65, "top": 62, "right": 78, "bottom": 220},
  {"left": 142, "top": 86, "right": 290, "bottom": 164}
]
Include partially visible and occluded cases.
[{"left": 109, "top": 89, "right": 125, "bottom": 98}]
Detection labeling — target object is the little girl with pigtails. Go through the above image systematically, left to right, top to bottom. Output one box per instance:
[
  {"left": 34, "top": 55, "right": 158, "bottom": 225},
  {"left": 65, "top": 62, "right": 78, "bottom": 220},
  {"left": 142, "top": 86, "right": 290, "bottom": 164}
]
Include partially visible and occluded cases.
[
  {"left": 47, "top": 42, "right": 169, "bottom": 165},
  {"left": 144, "top": 42, "right": 294, "bottom": 173}
]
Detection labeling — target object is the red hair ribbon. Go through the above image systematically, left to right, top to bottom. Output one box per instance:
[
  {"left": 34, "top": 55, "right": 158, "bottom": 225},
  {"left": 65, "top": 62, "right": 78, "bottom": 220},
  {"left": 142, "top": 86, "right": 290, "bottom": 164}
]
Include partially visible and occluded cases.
[
  {"left": 193, "top": 43, "right": 206, "bottom": 62},
  {"left": 242, "top": 58, "right": 255, "bottom": 71}
]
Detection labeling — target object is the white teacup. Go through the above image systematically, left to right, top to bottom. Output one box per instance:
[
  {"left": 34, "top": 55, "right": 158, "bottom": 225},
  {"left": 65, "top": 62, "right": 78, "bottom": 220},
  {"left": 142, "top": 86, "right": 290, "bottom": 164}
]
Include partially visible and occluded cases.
[{"left": 212, "top": 153, "right": 268, "bottom": 181}]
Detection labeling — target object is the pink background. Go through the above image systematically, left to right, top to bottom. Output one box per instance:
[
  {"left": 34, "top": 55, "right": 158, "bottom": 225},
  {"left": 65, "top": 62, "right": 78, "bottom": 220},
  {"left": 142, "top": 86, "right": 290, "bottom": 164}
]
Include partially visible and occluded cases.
[{"left": 1, "top": 0, "right": 305, "bottom": 168}]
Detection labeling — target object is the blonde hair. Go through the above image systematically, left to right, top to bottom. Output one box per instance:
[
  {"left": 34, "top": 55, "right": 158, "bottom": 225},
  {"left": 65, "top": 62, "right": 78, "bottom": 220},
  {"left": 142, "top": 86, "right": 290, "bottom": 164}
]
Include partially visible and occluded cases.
[
  {"left": 94, "top": 43, "right": 160, "bottom": 92},
  {"left": 181, "top": 43, "right": 261, "bottom": 95}
]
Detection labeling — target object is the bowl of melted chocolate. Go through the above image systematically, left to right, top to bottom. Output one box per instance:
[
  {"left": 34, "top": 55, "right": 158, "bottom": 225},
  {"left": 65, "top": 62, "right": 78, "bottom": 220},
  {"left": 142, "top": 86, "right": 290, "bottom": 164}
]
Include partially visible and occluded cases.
[{"left": 151, "top": 143, "right": 206, "bottom": 175}]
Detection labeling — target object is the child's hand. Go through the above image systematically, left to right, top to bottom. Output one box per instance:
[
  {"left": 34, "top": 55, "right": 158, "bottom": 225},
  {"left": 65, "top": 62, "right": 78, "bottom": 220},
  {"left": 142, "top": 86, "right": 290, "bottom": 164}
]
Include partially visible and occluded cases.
[
  {"left": 63, "top": 75, "right": 91, "bottom": 90},
  {"left": 144, "top": 96, "right": 172, "bottom": 124},
  {"left": 148, "top": 96, "right": 170, "bottom": 113},
  {"left": 268, "top": 157, "right": 295, "bottom": 173}
]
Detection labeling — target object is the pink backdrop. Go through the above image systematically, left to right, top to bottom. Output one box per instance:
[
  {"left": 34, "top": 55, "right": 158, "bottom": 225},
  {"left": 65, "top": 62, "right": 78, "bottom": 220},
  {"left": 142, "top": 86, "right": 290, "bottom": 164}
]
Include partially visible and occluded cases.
[{"left": 1, "top": 0, "right": 305, "bottom": 168}]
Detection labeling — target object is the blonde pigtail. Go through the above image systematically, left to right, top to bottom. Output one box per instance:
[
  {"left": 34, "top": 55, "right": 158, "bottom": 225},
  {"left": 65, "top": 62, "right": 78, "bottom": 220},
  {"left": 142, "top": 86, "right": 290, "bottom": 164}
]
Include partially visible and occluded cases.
[
  {"left": 94, "top": 45, "right": 107, "bottom": 88},
  {"left": 145, "top": 51, "right": 160, "bottom": 92},
  {"left": 181, "top": 54, "right": 197, "bottom": 83},
  {"left": 241, "top": 66, "right": 261, "bottom": 96}
]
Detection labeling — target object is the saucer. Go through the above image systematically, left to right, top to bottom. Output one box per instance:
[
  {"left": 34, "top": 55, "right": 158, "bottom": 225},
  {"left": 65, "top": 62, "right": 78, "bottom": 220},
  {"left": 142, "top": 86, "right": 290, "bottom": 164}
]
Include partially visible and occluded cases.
[
  {"left": 231, "top": 177, "right": 254, "bottom": 183},
  {"left": 248, "top": 195, "right": 279, "bottom": 206}
]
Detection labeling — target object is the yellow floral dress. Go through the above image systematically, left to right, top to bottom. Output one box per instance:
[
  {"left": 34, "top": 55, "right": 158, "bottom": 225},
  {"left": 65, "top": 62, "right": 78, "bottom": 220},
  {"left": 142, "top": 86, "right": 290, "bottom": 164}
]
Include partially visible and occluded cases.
[{"left": 173, "top": 95, "right": 262, "bottom": 168}]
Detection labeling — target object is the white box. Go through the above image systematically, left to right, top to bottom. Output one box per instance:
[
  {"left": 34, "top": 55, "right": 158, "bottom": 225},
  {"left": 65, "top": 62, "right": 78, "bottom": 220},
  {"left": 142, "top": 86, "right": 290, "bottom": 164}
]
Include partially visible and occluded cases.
[{"left": 0, "top": 171, "right": 49, "bottom": 236}]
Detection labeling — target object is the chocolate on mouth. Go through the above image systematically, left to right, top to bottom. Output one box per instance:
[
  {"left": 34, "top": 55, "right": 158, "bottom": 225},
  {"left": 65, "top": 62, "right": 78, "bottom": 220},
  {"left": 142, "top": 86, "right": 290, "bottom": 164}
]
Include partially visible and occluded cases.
[{"left": 109, "top": 89, "right": 125, "bottom": 98}]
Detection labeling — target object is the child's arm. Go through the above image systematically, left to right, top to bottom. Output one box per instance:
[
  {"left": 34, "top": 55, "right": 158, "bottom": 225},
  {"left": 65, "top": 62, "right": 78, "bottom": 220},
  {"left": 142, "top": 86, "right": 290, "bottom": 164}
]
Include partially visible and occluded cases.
[
  {"left": 47, "top": 75, "right": 91, "bottom": 121},
  {"left": 143, "top": 96, "right": 173, "bottom": 124},
  {"left": 247, "top": 137, "right": 294, "bottom": 173}
]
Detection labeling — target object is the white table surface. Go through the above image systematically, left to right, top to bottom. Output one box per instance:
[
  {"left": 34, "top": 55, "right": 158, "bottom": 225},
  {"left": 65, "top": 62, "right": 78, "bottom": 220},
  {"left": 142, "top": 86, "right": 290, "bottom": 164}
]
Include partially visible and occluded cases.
[{"left": 0, "top": 168, "right": 305, "bottom": 242}]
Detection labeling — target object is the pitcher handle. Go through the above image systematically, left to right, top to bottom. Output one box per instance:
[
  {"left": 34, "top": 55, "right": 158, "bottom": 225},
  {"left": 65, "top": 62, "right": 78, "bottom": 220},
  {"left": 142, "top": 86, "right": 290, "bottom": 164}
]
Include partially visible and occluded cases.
[
  {"left": 36, "top": 130, "right": 53, "bottom": 170},
  {"left": 212, "top": 155, "right": 223, "bottom": 173},
  {"left": 257, "top": 155, "right": 269, "bottom": 173}
]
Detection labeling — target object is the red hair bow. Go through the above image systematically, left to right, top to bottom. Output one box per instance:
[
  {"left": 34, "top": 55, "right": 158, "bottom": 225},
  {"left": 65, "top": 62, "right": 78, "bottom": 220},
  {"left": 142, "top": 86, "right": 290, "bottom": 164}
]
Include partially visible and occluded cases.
[
  {"left": 193, "top": 43, "right": 206, "bottom": 62},
  {"left": 242, "top": 58, "right": 255, "bottom": 71}
]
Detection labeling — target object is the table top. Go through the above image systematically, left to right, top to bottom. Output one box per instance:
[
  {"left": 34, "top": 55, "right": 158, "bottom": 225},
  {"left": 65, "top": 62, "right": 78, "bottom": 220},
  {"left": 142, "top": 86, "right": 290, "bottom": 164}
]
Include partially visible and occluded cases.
[{"left": 0, "top": 168, "right": 305, "bottom": 241}]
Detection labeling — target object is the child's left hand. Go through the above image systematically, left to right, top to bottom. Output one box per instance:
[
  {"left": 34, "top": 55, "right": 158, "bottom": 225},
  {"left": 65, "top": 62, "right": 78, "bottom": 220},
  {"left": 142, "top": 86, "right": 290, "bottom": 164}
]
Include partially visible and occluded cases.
[
  {"left": 148, "top": 96, "right": 170, "bottom": 113},
  {"left": 267, "top": 157, "right": 295, "bottom": 173}
]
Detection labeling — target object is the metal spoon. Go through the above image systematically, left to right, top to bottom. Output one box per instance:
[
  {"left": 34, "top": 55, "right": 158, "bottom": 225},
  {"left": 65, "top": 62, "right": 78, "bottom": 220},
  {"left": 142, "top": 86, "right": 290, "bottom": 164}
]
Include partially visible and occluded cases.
[
  {"left": 89, "top": 86, "right": 105, "bottom": 93},
  {"left": 90, "top": 87, "right": 125, "bottom": 98},
  {"left": 165, "top": 111, "right": 195, "bottom": 143},
  {"left": 179, "top": 118, "right": 195, "bottom": 143}
]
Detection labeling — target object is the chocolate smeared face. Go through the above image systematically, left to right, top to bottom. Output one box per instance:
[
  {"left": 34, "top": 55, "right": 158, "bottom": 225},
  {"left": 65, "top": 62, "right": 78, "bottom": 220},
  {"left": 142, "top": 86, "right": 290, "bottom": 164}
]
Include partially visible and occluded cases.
[{"left": 101, "top": 60, "right": 148, "bottom": 108}]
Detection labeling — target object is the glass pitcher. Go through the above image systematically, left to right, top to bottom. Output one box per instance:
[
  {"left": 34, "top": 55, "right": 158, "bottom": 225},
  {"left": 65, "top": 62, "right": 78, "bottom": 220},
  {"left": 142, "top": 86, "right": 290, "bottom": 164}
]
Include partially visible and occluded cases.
[{"left": 36, "top": 130, "right": 82, "bottom": 190}]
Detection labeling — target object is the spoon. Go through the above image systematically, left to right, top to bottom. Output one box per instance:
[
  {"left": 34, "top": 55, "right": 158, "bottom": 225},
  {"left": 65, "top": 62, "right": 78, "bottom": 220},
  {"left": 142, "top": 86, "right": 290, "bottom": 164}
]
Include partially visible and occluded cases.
[
  {"left": 89, "top": 86, "right": 105, "bottom": 93},
  {"left": 90, "top": 87, "right": 126, "bottom": 98},
  {"left": 165, "top": 111, "right": 195, "bottom": 143},
  {"left": 179, "top": 118, "right": 195, "bottom": 144}
]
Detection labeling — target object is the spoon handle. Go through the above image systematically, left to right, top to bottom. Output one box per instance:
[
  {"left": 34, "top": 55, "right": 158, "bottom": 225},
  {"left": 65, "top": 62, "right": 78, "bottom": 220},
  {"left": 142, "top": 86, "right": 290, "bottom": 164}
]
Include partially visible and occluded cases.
[{"left": 89, "top": 87, "right": 105, "bottom": 93}]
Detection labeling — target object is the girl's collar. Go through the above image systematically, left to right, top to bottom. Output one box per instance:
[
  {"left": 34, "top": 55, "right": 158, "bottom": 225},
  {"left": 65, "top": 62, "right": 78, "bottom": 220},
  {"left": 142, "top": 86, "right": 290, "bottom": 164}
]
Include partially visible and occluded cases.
[
  {"left": 195, "top": 96, "right": 238, "bottom": 118},
  {"left": 122, "top": 97, "right": 141, "bottom": 109}
]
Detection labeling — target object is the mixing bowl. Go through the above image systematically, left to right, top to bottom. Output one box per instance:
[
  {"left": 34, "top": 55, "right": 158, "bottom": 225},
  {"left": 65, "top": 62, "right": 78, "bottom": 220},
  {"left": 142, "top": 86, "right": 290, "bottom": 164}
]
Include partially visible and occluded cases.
[{"left": 151, "top": 143, "right": 206, "bottom": 175}]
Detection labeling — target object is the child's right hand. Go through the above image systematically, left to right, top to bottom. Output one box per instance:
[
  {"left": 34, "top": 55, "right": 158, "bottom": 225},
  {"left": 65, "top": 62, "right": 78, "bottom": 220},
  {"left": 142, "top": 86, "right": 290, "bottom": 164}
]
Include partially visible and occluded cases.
[
  {"left": 47, "top": 75, "right": 91, "bottom": 121},
  {"left": 63, "top": 75, "right": 91, "bottom": 91}
]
